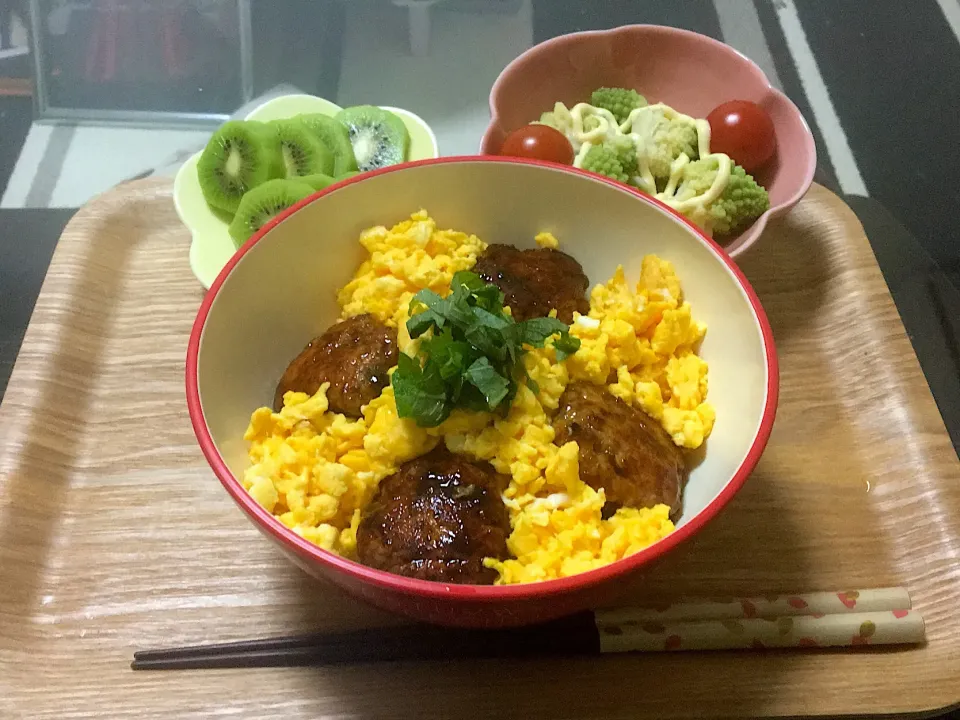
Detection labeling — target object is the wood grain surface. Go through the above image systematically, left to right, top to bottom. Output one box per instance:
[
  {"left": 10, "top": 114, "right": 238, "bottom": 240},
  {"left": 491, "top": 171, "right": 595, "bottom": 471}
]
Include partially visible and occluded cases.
[{"left": 1, "top": 180, "right": 959, "bottom": 719}]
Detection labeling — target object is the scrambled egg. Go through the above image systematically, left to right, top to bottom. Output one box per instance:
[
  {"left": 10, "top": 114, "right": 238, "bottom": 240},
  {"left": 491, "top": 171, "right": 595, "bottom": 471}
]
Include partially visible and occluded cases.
[
  {"left": 338, "top": 209, "right": 487, "bottom": 342},
  {"left": 243, "top": 212, "right": 714, "bottom": 584},
  {"left": 535, "top": 231, "right": 560, "bottom": 249},
  {"left": 568, "top": 257, "right": 715, "bottom": 449},
  {"left": 243, "top": 384, "right": 436, "bottom": 555}
]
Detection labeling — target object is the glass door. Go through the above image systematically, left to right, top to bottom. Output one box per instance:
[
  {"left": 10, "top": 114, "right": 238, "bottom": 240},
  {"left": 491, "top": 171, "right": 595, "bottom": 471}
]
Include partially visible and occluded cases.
[{"left": 29, "top": 0, "right": 252, "bottom": 124}]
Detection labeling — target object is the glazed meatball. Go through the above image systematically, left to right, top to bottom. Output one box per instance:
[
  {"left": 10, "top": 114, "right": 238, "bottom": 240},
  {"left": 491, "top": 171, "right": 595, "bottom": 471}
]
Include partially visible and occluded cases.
[
  {"left": 472, "top": 244, "right": 589, "bottom": 323},
  {"left": 274, "top": 314, "right": 397, "bottom": 416},
  {"left": 552, "top": 383, "right": 686, "bottom": 518},
  {"left": 356, "top": 447, "right": 511, "bottom": 584}
]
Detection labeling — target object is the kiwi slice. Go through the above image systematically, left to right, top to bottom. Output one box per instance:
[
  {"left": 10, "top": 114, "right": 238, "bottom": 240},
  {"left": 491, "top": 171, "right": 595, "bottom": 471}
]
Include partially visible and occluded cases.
[
  {"left": 335, "top": 106, "right": 410, "bottom": 171},
  {"left": 297, "top": 113, "right": 359, "bottom": 176},
  {"left": 271, "top": 119, "right": 334, "bottom": 178},
  {"left": 197, "top": 121, "right": 282, "bottom": 215},
  {"left": 299, "top": 170, "right": 361, "bottom": 193},
  {"left": 299, "top": 173, "right": 337, "bottom": 191},
  {"left": 227, "top": 179, "right": 315, "bottom": 248}
]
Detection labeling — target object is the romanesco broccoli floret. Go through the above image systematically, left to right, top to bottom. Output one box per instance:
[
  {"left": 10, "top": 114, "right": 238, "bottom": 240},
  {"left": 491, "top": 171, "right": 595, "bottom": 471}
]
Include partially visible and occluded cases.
[
  {"left": 591, "top": 87, "right": 647, "bottom": 124},
  {"left": 538, "top": 103, "right": 574, "bottom": 136},
  {"left": 539, "top": 111, "right": 560, "bottom": 130},
  {"left": 646, "top": 114, "right": 699, "bottom": 179},
  {"left": 582, "top": 115, "right": 603, "bottom": 133},
  {"left": 610, "top": 136, "right": 639, "bottom": 177},
  {"left": 580, "top": 144, "right": 628, "bottom": 183},
  {"left": 672, "top": 157, "right": 720, "bottom": 199},
  {"left": 673, "top": 159, "right": 769, "bottom": 235},
  {"left": 711, "top": 164, "right": 770, "bottom": 234}
]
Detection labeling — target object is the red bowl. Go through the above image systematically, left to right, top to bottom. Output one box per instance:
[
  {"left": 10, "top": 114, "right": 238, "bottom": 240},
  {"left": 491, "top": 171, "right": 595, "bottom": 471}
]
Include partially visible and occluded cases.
[
  {"left": 481, "top": 24, "right": 816, "bottom": 257},
  {"left": 187, "top": 157, "right": 779, "bottom": 627}
]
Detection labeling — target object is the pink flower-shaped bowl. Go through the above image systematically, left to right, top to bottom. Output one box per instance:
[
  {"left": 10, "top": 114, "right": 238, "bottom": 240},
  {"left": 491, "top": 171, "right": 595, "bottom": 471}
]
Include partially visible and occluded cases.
[{"left": 480, "top": 25, "right": 816, "bottom": 257}]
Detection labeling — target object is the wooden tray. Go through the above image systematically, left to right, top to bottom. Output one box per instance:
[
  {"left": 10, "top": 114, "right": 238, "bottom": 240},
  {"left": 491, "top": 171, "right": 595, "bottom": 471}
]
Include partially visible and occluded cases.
[{"left": 1, "top": 180, "right": 959, "bottom": 719}]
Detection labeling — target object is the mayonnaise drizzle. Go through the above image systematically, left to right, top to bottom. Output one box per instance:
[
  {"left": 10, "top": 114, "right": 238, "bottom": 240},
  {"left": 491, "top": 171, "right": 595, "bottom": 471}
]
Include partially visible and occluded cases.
[
  {"left": 542, "top": 100, "right": 734, "bottom": 232},
  {"left": 570, "top": 103, "right": 619, "bottom": 145},
  {"left": 694, "top": 118, "right": 712, "bottom": 158},
  {"left": 661, "top": 153, "right": 691, "bottom": 197},
  {"left": 667, "top": 153, "right": 731, "bottom": 213}
]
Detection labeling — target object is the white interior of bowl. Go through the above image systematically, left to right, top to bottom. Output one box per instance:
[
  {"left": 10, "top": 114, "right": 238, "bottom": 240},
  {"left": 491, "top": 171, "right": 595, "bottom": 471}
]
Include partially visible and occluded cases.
[{"left": 196, "top": 160, "right": 771, "bottom": 526}]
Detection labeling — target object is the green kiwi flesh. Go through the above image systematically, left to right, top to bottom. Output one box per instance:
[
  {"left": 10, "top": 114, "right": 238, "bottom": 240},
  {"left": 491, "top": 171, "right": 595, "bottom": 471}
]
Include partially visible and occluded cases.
[
  {"left": 335, "top": 106, "right": 410, "bottom": 171},
  {"left": 298, "top": 113, "right": 359, "bottom": 175},
  {"left": 272, "top": 119, "right": 334, "bottom": 178},
  {"left": 197, "top": 121, "right": 282, "bottom": 215},
  {"left": 299, "top": 173, "right": 338, "bottom": 191},
  {"left": 228, "top": 178, "right": 315, "bottom": 248}
]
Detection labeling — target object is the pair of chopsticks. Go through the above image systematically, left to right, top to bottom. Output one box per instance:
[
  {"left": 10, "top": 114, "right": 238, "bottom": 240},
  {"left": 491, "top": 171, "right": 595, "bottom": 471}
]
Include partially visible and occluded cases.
[{"left": 131, "top": 587, "right": 925, "bottom": 670}]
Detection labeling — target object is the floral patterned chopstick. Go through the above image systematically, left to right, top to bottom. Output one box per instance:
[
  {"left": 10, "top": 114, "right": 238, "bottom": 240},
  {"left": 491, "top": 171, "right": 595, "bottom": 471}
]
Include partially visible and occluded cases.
[
  {"left": 595, "top": 587, "right": 924, "bottom": 651},
  {"left": 599, "top": 587, "right": 910, "bottom": 623}
]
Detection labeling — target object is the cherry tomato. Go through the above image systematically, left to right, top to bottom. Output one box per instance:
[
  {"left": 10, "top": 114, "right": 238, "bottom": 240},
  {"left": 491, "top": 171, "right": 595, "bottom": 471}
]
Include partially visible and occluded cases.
[
  {"left": 706, "top": 100, "right": 776, "bottom": 173},
  {"left": 499, "top": 124, "right": 574, "bottom": 165}
]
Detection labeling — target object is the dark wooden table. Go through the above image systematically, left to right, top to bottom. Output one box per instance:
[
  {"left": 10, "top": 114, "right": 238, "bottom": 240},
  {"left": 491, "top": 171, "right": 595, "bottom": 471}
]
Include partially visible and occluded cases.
[{"left": 0, "top": 208, "right": 76, "bottom": 397}]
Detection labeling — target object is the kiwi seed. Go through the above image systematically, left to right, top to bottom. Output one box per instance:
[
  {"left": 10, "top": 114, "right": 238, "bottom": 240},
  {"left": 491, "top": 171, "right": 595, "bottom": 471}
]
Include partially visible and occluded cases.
[
  {"left": 335, "top": 106, "right": 410, "bottom": 172},
  {"left": 298, "top": 113, "right": 359, "bottom": 176}
]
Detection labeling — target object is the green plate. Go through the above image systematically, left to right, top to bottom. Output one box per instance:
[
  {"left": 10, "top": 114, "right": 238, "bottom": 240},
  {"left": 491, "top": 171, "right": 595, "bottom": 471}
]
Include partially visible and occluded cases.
[{"left": 173, "top": 94, "right": 440, "bottom": 288}]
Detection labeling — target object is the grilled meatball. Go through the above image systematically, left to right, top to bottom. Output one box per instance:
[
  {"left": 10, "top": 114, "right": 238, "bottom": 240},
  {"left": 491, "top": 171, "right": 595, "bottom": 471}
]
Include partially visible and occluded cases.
[
  {"left": 472, "top": 244, "right": 589, "bottom": 323},
  {"left": 274, "top": 314, "right": 397, "bottom": 416},
  {"left": 553, "top": 383, "right": 686, "bottom": 517},
  {"left": 356, "top": 447, "right": 511, "bottom": 584}
]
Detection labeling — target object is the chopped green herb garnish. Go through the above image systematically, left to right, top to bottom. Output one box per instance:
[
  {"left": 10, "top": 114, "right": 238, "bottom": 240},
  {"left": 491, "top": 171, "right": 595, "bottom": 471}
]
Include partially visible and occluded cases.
[
  {"left": 391, "top": 271, "right": 581, "bottom": 427},
  {"left": 553, "top": 333, "right": 582, "bottom": 361},
  {"left": 392, "top": 352, "right": 451, "bottom": 428},
  {"left": 463, "top": 357, "right": 511, "bottom": 409}
]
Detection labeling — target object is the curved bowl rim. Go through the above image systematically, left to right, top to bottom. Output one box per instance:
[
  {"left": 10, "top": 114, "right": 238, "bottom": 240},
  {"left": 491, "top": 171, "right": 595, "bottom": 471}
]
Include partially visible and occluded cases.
[
  {"left": 480, "top": 23, "right": 817, "bottom": 258},
  {"left": 186, "top": 155, "right": 780, "bottom": 604}
]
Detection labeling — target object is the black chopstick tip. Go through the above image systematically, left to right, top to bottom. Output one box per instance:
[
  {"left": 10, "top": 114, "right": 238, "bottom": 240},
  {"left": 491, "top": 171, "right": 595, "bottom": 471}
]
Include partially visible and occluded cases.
[{"left": 130, "top": 612, "right": 600, "bottom": 670}]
